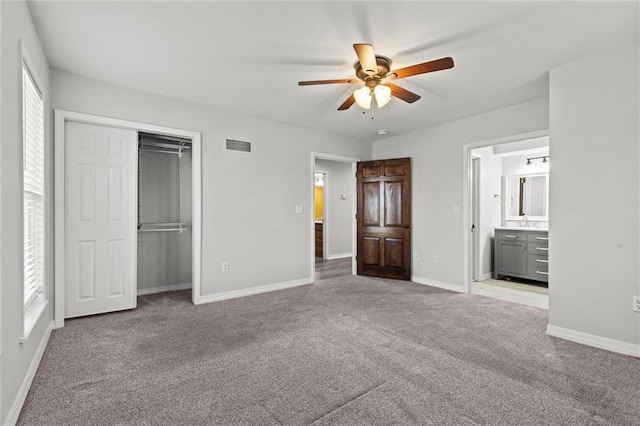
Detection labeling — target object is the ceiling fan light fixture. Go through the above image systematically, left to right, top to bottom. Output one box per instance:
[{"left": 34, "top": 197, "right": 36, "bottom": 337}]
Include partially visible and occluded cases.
[
  {"left": 374, "top": 84, "right": 391, "bottom": 108},
  {"left": 354, "top": 86, "right": 372, "bottom": 109}
]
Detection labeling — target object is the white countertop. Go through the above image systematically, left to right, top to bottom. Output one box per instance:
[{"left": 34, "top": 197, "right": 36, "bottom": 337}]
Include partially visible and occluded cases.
[{"left": 495, "top": 226, "right": 548, "bottom": 232}]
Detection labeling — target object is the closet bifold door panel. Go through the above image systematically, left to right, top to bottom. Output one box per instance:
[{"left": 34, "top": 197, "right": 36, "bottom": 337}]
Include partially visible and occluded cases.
[{"left": 64, "top": 122, "right": 138, "bottom": 318}]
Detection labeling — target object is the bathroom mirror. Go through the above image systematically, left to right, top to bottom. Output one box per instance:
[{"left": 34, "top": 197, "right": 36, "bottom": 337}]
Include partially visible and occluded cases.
[{"left": 505, "top": 173, "right": 548, "bottom": 221}]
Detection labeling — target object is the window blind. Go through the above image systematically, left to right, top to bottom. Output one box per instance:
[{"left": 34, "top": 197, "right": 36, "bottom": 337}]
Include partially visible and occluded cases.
[{"left": 23, "top": 63, "right": 44, "bottom": 310}]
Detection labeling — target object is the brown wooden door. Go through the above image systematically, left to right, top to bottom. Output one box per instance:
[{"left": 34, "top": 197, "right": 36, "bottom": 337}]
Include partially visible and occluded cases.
[{"left": 357, "top": 158, "right": 411, "bottom": 280}]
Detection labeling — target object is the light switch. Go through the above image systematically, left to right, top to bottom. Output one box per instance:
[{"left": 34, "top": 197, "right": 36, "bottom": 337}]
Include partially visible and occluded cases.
[
  {"left": 341, "top": 193, "right": 347, "bottom": 200},
  {"left": 295, "top": 205, "right": 304, "bottom": 214},
  {"left": 453, "top": 206, "right": 460, "bottom": 214}
]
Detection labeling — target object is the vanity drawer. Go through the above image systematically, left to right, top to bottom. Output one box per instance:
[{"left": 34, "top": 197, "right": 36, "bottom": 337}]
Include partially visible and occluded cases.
[
  {"left": 496, "top": 231, "right": 525, "bottom": 242},
  {"left": 526, "top": 233, "right": 549, "bottom": 244},
  {"left": 528, "top": 242, "right": 548, "bottom": 256},
  {"left": 528, "top": 254, "right": 549, "bottom": 282}
]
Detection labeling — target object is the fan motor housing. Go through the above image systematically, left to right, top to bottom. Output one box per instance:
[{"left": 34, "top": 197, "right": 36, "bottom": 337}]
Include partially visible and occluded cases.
[{"left": 355, "top": 56, "right": 392, "bottom": 82}]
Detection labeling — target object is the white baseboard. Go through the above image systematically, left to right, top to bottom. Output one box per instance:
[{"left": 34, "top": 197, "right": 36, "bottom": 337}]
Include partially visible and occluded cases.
[
  {"left": 325, "top": 253, "right": 353, "bottom": 260},
  {"left": 411, "top": 276, "right": 465, "bottom": 293},
  {"left": 196, "top": 277, "right": 313, "bottom": 305},
  {"left": 137, "top": 282, "right": 192, "bottom": 296},
  {"left": 6, "top": 321, "right": 54, "bottom": 425},
  {"left": 546, "top": 324, "right": 640, "bottom": 358}
]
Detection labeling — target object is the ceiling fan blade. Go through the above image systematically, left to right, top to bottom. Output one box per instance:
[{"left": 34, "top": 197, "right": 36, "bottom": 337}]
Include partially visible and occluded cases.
[
  {"left": 353, "top": 44, "right": 377, "bottom": 75},
  {"left": 389, "top": 57, "right": 454, "bottom": 80},
  {"left": 298, "top": 78, "right": 358, "bottom": 86},
  {"left": 388, "top": 83, "right": 421, "bottom": 103},
  {"left": 337, "top": 94, "right": 356, "bottom": 111}
]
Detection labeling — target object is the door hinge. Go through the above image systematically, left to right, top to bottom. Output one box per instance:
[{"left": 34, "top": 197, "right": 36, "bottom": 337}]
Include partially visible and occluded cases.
[{"left": 471, "top": 224, "right": 475, "bottom": 232}]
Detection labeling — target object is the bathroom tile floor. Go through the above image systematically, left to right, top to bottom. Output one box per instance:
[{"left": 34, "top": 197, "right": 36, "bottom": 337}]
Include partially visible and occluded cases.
[{"left": 472, "top": 279, "right": 549, "bottom": 309}]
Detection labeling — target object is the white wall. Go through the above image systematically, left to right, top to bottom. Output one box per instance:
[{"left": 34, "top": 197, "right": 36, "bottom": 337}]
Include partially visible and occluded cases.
[
  {"left": 0, "top": 1, "right": 3, "bottom": 417},
  {"left": 1, "top": 1, "right": 53, "bottom": 423},
  {"left": 548, "top": 42, "right": 640, "bottom": 349},
  {"left": 50, "top": 70, "right": 371, "bottom": 299},
  {"left": 373, "top": 98, "right": 549, "bottom": 290},
  {"left": 473, "top": 147, "right": 502, "bottom": 279},
  {"left": 137, "top": 149, "right": 192, "bottom": 293},
  {"left": 502, "top": 150, "right": 550, "bottom": 227},
  {"left": 502, "top": 150, "right": 549, "bottom": 176},
  {"left": 315, "top": 159, "right": 354, "bottom": 259}
]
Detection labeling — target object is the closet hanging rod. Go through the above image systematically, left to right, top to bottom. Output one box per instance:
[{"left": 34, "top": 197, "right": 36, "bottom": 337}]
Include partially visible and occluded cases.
[
  {"left": 138, "top": 142, "right": 191, "bottom": 150},
  {"left": 138, "top": 146, "right": 189, "bottom": 156},
  {"left": 138, "top": 222, "right": 187, "bottom": 233},
  {"left": 139, "top": 222, "right": 185, "bottom": 227},
  {"left": 138, "top": 227, "right": 185, "bottom": 233}
]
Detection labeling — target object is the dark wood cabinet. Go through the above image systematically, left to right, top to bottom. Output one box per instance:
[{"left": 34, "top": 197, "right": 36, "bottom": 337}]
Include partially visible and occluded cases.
[{"left": 315, "top": 222, "right": 323, "bottom": 258}]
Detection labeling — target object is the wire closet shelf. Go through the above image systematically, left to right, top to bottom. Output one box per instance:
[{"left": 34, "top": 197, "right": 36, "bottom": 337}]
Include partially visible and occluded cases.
[{"left": 137, "top": 132, "right": 191, "bottom": 233}]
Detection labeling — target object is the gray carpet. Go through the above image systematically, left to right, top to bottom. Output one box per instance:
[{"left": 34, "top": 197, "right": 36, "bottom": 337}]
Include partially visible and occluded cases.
[{"left": 18, "top": 275, "right": 640, "bottom": 425}]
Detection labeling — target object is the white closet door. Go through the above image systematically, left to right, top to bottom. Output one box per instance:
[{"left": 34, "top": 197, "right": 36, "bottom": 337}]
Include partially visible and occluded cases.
[{"left": 65, "top": 122, "right": 137, "bottom": 318}]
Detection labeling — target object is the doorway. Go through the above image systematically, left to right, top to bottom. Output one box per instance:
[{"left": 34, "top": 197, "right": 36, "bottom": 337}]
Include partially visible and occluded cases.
[
  {"left": 54, "top": 110, "right": 202, "bottom": 328},
  {"left": 464, "top": 131, "right": 550, "bottom": 308},
  {"left": 136, "top": 132, "right": 193, "bottom": 298},
  {"left": 311, "top": 153, "right": 358, "bottom": 282}
]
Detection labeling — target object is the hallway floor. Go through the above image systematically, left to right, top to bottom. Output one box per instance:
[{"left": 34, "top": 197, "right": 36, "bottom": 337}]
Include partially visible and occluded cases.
[
  {"left": 315, "top": 257, "right": 352, "bottom": 281},
  {"left": 472, "top": 278, "right": 549, "bottom": 309}
]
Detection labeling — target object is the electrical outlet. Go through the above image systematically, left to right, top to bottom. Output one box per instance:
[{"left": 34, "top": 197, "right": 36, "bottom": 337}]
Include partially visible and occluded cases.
[
  {"left": 414, "top": 253, "right": 420, "bottom": 261},
  {"left": 432, "top": 255, "right": 438, "bottom": 264},
  {"left": 222, "top": 262, "right": 229, "bottom": 273},
  {"left": 633, "top": 296, "right": 640, "bottom": 312}
]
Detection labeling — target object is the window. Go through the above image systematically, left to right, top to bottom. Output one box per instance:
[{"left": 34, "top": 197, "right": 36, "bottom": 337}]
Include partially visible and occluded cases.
[{"left": 22, "top": 56, "right": 45, "bottom": 315}]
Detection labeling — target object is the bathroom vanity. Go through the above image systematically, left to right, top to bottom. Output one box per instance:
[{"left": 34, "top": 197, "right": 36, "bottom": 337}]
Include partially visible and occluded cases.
[{"left": 494, "top": 228, "right": 548, "bottom": 283}]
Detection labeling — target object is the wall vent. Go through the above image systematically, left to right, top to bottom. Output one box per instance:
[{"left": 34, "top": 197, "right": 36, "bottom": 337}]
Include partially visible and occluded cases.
[{"left": 225, "top": 139, "right": 252, "bottom": 154}]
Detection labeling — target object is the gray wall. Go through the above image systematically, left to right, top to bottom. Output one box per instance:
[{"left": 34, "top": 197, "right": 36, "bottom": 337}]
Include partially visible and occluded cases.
[
  {"left": 1, "top": 1, "right": 53, "bottom": 422},
  {"left": 549, "top": 42, "right": 639, "bottom": 346},
  {"left": 50, "top": 69, "right": 372, "bottom": 298},
  {"left": 373, "top": 98, "right": 549, "bottom": 289},
  {"left": 474, "top": 147, "right": 502, "bottom": 279},
  {"left": 137, "top": 150, "right": 192, "bottom": 293},
  {"left": 315, "top": 159, "right": 354, "bottom": 259}
]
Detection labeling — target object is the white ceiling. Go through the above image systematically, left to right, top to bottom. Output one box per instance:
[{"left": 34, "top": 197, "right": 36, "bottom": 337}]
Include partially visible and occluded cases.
[{"left": 28, "top": 1, "right": 638, "bottom": 141}]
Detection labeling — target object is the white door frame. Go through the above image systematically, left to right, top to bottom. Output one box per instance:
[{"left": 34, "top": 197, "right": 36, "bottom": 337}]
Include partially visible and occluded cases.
[
  {"left": 54, "top": 110, "right": 202, "bottom": 328},
  {"left": 462, "top": 130, "right": 548, "bottom": 293},
  {"left": 310, "top": 153, "right": 359, "bottom": 282},
  {"left": 471, "top": 156, "right": 481, "bottom": 282},
  {"left": 314, "top": 169, "right": 328, "bottom": 259}
]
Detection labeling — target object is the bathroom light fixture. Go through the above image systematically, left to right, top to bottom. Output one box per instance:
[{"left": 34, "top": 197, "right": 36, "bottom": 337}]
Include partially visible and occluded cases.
[
  {"left": 353, "top": 84, "right": 392, "bottom": 110},
  {"left": 526, "top": 155, "right": 549, "bottom": 165}
]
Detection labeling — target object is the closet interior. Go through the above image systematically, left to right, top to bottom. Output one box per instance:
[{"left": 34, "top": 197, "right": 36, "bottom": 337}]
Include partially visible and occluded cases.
[{"left": 137, "top": 132, "right": 193, "bottom": 295}]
